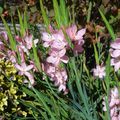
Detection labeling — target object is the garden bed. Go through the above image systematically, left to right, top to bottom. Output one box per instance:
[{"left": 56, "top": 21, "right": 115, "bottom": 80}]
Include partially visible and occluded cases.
[{"left": 0, "top": 0, "right": 120, "bottom": 120}]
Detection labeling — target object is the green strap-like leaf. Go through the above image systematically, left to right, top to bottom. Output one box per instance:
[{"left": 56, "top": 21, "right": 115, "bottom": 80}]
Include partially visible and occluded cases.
[
  {"left": 99, "top": 9, "right": 116, "bottom": 40},
  {"left": 1, "top": 16, "right": 16, "bottom": 50}
]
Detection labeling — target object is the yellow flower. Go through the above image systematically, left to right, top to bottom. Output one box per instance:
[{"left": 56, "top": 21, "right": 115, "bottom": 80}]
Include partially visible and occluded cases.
[{"left": 22, "top": 111, "right": 27, "bottom": 117}]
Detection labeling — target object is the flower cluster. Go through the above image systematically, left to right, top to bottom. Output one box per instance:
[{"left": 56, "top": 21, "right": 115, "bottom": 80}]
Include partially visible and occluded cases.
[
  {"left": 0, "top": 24, "right": 86, "bottom": 93},
  {"left": 42, "top": 25, "right": 86, "bottom": 92},
  {"left": 0, "top": 31, "right": 38, "bottom": 86},
  {"left": 110, "top": 38, "right": 120, "bottom": 72},
  {"left": 103, "top": 87, "right": 120, "bottom": 120}
]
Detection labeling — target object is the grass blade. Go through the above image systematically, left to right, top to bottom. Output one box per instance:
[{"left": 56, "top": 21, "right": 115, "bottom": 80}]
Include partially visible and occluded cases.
[
  {"left": 39, "top": 0, "right": 50, "bottom": 29},
  {"left": 52, "top": 0, "right": 61, "bottom": 28},
  {"left": 59, "top": 0, "right": 69, "bottom": 26},
  {"left": 87, "top": 1, "right": 92, "bottom": 23},
  {"left": 24, "top": 7, "right": 28, "bottom": 30},
  {"left": 99, "top": 9, "right": 116, "bottom": 40},
  {"left": 18, "top": 10, "right": 25, "bottom": 36},
  {"left": 1, "top": 16, "right": 16, "bottom": 50},
  {"left": 32, "top": 41, "right": 42, "bottom": 72},
  {"left": 93, "top": 43, "right": 99, "bottom": 64},
  {"left": 32, "top": 87, "right": 56, "bottom": 120}
]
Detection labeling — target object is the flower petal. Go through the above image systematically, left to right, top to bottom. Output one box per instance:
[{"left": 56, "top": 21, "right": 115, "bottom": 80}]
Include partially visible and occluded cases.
[
  {"left": 66, "top": 24, "right": 77, "bottom": 40},
  {"left": 75, "top": 28, "right": 86, "bottom": 40},
  {"left": 42, "top": 32, "right": 54, "bottom": 42},
  {"left": 111, "top": 38, "right": 120, "bottom": 49},
  {"left": 58, "top": 48, "right": 66, "bottom": 57},
  {"left": 110, "top": 49, "right": 120, "bottom": 58},
  {"left": 61, "top": 55, "right": 69, "bottom": 63},
  {"left": 46, "top": 56, "right": 58, "bottom": 64},
  {"left": 15, "top": 64, "right": 23, "bottom": 71},
  {"left": 25, "top": 65, "right": 34, "bottom": 71},
  {"left": 25, "top": 72, "right": 34, "bottom": 85}
]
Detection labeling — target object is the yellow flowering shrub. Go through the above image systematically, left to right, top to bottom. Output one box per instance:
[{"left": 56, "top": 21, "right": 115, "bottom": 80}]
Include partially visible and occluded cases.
[{"left": 0, "top": 59, "right": 28, "bottom": 118}]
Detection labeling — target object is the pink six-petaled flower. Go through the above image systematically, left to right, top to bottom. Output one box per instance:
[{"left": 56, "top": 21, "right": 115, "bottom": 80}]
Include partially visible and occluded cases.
[
  {"left": 66, "top": 24, "right": 86, "bottom": 41},
  {"left": 46, "top": 48, "right": 69, "bottom": 66},
  {"left": 15, "top": 62, "right": 34, "bottom": 85},
  {"left": 93, "top": 65, "right": 106, "bottom": 79}
]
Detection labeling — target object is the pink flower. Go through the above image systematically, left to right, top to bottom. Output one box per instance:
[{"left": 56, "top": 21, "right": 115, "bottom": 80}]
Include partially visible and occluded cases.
[
  {"left": 66, "top": 24, "right": 86, "bottom": 41},
  {"left": 66, "top": 25, "right": 85, "bottom": 54},
  {"left": 42, "top": 30, "right": 67, "bottom": 50},
  {"left": 0, "top": 31, "right": 8, "bottom": 42},
  {"left": 0, "top": 31, "right": 8, "bottom": 50},
  {"left": 42, "top": 32, "right": 55, "bottom": 47},
  {"left": 51, "top": 32, "right": 67, "bottom": 50},
  {"left": 15, "top": 33, "right": 38, "bottom": 55},
  {"left": 24, "top": 34, "right": 38, "bottom": 49},
  {"left": 24, "top": 34, "right": 33, "bottom": 49},
  {"left": 15, "top": 35, "right": 23, "bottom": 43},
  {"left": 15, "top": 36, "right": 29, "bottom": 55},
  {"left": 110, "top": 38, "right": 120, "bottom": 71},
  {"left": 111, "top": 38, "right": 120, "bottom": 49},
  {"left": 73, "top": 40, "right": 84, "bottom": 55},
  {"left": 0, "top": 41, "right": 5, "bottom": 50},
  {"left": 0, "top": 41, "right": 3, "bottom": 45},
  {"left": 19, "top": 45, "right": 29, "bottom": 55},
  {"left": 17, "top": 46, "right": 26, "bottom": 63},
  {"left": 46, "top": 48, "right": 69, "bottom": 66},
  {"left": 110, "top": 49, "right": 120, "bottom": 58},
  {"left": 7, "top": 50, "right": 16, "bottom": 63},
  {"left": 15, "top": 62, "right": 34, "bottom": 85},
  {"left": 15, "top": 62, "right": 33, "bottom": 75},
  {"left": 43, "top": 63, "right": 68, "bottom": 93},
  {"left": 43, "top": 63, "right": 56, "bottom": 78},
  {"left": 93, "top": 65, "right": 106, "bottom": 79},
  {"left": 53, "top": 68, "right": 68, "bottom": 92},
  {"left": 54, "top": 69, "right": 67, "bottom": 83},
  {"left": 58, "top": 84, "right": 66, "bottom": 92},
  {"left": 103, "top": 87, "right": 120, "bottom": 120},
  {"left": 110, "top": 87, "right": 120, "bottom": 107}
]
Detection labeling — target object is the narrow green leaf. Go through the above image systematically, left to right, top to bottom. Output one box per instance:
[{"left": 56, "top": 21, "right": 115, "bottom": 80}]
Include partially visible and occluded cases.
[
  {"left": 39, "top": 0, "right": 50, "bottom": 29},
  {"left": 52, "top": 0, "right": 61, "bottom": 28},
  {"left": 59, "top": 0, "right": 69, "bottom": 26},
  {"left": 87, "top": 1, "right": 92, "bottom": 23},
  {"left": 24, "top": 7, "right": 28, "bottom": 30},
  {"left": 99, "top": 9, "right": 116, "bottom": 40},
  {"left": 18, "top": 10, "right": 25, "bottom": 36},
  {"left": 1, "top": 16, "right": 16, "bottom": 50},
  {"left": 11, "top": 16, "right": 18, "bottom": 35},
  {"left": 32, "top": 42, "right": 42, "bottom": 72},
  {"left": 93, "top": 43, "right": 99, "bottom": 64},
  {"left": 105, "top": 55, "right": 111, "bottom": 91},
  {"left": 22, "top": 86, "right": 36, "bottom": 97},
  {"left": 32, "top": 87, "right": 56, "bottom": 120},
  {"left": 48, "top": 92, "right": 60, "bottom": 119},
  {"left": 104, "top": 97, "right": 111, "bottom": 120}
]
